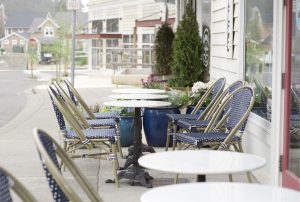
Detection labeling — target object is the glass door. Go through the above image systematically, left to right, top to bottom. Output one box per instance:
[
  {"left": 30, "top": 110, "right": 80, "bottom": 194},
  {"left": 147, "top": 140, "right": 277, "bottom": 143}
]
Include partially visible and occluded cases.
[{"left": 282, "top": 0, "right": 300, "bottom": 191}]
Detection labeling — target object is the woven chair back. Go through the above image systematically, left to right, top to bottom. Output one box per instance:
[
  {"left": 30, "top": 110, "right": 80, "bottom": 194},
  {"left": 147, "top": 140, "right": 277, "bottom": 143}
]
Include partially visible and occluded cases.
[
  {"left": 33, "top": 128, "right": 103, "bottom": 202},
  {"left": 0, "top": 166, "right": 37, "bottom": 202}
]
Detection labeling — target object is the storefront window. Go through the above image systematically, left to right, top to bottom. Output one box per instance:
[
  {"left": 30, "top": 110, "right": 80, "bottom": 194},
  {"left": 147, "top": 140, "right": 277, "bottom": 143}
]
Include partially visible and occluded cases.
[
  {"left": 245, "top": 0, "right": 273, "bottom": 121},
  {"left": 106, "top": 19, "right": 119, "bottom": 33},
  {"left": 92, "top": 20, "right": 103, "bottom": 34}
]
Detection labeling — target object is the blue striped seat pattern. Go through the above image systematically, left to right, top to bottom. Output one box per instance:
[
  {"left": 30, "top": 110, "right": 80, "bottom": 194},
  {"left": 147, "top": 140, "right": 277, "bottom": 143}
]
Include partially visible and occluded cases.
[
  {"left": 48, "top": 92, "right": 66, "bottom": 131},
  {"left": 166, "top": 114, "right": 199, "bottom": 122},
  {"left": 87, "top": 119, "right": 116, "bottom": 127},
  {"left": 177, "top": 120, "right": 210, "bottom": 132},
  {"left": 66, "top": 128, "right": 116, "bottom": 143},
  {"left": 38, "top": 132, "right": 69, "bottom": 202},
  {"left": 174, "top": 132, "right": 240, "bottom": 147},
  {"left": 0, "top": 172, "right": 12, "bottom": 202}
]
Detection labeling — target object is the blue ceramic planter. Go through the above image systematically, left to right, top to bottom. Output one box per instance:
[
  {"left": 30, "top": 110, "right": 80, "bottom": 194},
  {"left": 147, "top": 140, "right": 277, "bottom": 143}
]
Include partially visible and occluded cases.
[
  {"left": 143, "top": 106, "right": 180, "bottom": 147},
  {"left": 119, "top": 116, "right": 134, "bottom": 147}
]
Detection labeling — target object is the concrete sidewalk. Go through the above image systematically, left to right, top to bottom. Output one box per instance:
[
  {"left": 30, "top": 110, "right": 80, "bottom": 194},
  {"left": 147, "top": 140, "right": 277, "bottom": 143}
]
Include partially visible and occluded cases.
[{"left": 0, "top": 73, "right": 252, "bottom": 202}]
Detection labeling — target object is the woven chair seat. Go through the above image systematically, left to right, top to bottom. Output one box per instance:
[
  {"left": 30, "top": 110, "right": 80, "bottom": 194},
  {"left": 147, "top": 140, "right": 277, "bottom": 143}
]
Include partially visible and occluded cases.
[
  {"left": 86, "top": 112, "right": 120, "bottom": 120},
  {"left": 166, "top": 114, "right": 199, "bottom": 122},
  {"left": 87, "top": 119, "right": 116, "bottom": 128},
  {"left": 177, "top": 120, "right": 210, "bottom": 131},
  {"left": 66, "top": 128, "right": 116, "bottom": 142},
  {"left": 174, "top": 132, "right": 240, "bottom": 147}
]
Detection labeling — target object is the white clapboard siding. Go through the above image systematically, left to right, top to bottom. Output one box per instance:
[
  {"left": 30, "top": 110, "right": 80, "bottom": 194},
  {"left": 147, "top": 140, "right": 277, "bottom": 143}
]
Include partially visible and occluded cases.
[{"left": 210, "top": 0, "right": 272, "bottom": 185}]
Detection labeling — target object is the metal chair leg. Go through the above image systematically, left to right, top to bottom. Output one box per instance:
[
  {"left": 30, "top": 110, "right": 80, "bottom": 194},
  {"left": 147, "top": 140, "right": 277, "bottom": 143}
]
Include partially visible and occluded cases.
[
  {"left": 165, "top": 122, "right": 172, "bottom": 151},
  {"left": 111, "top": 144, "right": 120, "bottom": 188},
  {"left": 174, "top": 174, "right": 179, "bottom": 184}
]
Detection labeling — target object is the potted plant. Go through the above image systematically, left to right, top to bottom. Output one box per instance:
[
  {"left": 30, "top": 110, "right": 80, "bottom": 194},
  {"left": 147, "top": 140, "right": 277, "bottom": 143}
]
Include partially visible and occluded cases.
[
  {"left": 169, "top": 3, "right": 206, "bottom": 88},
  {"left": 154, "top": 23, "right": 174, "bottom": 77},
  {"left": 186, "top": 81, "right": 212, "bottom": 114},
  {"left": 143, "top": 90, "right": 189, "bottom": 147},
  {"left": 100, "top": 106, "right": 135, "bottom": 147}
]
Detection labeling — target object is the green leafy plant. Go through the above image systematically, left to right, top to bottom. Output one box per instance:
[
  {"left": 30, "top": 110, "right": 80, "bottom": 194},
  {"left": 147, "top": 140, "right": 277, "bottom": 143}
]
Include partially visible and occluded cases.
[
  {"left": 169, "top": 3, "right": 205, "bottom": 87},
  {"left": 154, "top": 23, "right": 174, "bottom": 75},
  {"left": 167, "top": 89, "right": 189, "bottom": 108},
  {"left": 99, "top": 106, "right": 134, "bottom": 117}
]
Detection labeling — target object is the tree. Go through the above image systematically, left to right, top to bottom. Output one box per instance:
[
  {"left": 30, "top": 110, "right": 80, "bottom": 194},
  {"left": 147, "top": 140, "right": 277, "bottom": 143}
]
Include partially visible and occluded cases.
[
  {"left": 169, "top": 3, "right": 205, "bottom": 87},
  {"left": 154, "top": 23, "right": 174, "bottom": 75},
  {"left": 27, "top": 43, "right": 38, "bottom": 79}
]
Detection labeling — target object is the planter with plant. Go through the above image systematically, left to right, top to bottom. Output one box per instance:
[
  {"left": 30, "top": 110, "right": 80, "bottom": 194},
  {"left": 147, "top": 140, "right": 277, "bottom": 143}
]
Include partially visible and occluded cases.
[
  {"left": 169, "top": 3, "right": 206, "bottom": 88},
  {"left": 186, "top": 81, "right": 212, "bottom": 114},
  {"left": 143, "top": 90, "right": 188, "bottom": 147},
  {"left": 100, "top": 106, "right": 135, "bottom": 147}
]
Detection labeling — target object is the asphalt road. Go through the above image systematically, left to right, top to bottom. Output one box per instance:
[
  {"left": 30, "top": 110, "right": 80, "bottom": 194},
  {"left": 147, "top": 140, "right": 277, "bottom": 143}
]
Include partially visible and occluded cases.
[{"left": 0, "top": 70, "right": 39, "bottom": 127}]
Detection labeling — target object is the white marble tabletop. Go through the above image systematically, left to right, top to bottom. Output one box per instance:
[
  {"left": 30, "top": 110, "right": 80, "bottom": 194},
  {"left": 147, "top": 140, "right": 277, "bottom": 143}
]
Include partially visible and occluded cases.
[
  {"left": 112, "top": 88, "right": 166, "bottom": 94},
  {"left": 109, "top": 93, "right": 169, "bottom": 100},
  {"left": 103, "top": 100, "right": 171, "bottom": 108},
  {"left": 138, "top": 150, "right": 266, "bottom": 175},
  {"left": 141, "top": 182, "right": 300, "bottom": 202}
]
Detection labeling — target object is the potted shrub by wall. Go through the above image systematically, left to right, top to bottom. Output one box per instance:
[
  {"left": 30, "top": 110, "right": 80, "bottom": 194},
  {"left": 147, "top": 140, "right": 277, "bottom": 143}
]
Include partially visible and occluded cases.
[
  {"left": 169, "top": 3, "right": 206, "bottom": 88},
  {"left": 154, "top": 22, "right": 174, "bottom": 79},
  {"left": 143, "top": 90, "right": 189, "bottom": 147}
]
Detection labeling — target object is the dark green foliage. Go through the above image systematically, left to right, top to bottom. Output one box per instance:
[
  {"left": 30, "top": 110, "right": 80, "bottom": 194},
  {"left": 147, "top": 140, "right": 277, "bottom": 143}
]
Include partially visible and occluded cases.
[
  {"left": 169, "top": 3, "right": 205, "bottom": 87},
  {"left": 154, "top": 23, "right": 174, "bottom": 75}
]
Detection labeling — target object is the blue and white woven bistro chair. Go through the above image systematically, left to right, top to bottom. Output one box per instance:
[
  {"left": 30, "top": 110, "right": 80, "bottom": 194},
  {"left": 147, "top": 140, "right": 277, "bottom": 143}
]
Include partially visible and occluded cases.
[
  {"left": 165, "top": 78, "right": 226, "bottom": 151},
  {"left": 64, "top": 80, "right": 119, "bottom": 120},
  {"left": 175, "top": 80, "right": 244, "bottom": 134},
  {"left": 48, "top": 85, "right": 123, "bottom": 158},
  {"left": 173, "top": 86, "right": 255, "bottom": 152},
  {"left": 173, "top": 86, "right": 255, "bottom": 182},
  {"left": 48, "top": 88, "right": 120, "bottom": 187},
  {"left": 33, "top": 128, "right": 104, "bottom": 202},
  {"left": 0, "top": 166, "right": 37, "bottom": 202}
]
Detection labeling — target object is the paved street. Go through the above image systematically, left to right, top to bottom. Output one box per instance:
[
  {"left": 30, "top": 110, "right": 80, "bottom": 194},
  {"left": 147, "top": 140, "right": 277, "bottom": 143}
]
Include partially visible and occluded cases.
[{"left": 0, "top": 70, "right": 42, "bottom": 127}]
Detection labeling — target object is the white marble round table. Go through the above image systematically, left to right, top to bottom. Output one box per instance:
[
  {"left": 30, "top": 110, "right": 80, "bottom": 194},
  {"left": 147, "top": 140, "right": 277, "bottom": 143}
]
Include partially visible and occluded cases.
[
  {"left": 112, "top": 88, "right": 166, "bottom": 94},
  {"left": 109, "top": 94, "right": 169, "bottom": 100},
  {"left": 104, "top": 100, "right": 171, "bottom": 108},
  {"left": 138, "top": 150, "right": 266, "bottom": 175},
  {"left": 141, "top": 182, "right": 300, "bottom": 202}
]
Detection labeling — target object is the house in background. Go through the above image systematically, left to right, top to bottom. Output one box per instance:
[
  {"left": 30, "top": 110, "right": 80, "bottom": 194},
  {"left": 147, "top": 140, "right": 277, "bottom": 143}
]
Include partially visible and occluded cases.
[
  {"left": 86, "top": 0, "right": 176, "bottom": 70},
  {"left": 0, "top": 11, "right": 88, "bottom": 64},
  {"left": 0, "top": 11, "right": 47, "bottom": 53},
  {"left": 0, "top": 32, "right": 28, "bottom": 53}
]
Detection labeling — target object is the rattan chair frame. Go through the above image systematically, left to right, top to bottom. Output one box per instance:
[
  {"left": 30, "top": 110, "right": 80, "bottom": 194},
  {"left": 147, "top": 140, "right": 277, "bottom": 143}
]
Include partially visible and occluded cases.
[
  {"left": 165, "top": 78, "right": 226, "bottom": 151},
  {"left": 64, "top": 80, "right": 97, "bottom": 119},
  {"left": 50, "top": 84, "right": 123, "bottom": 158},
  {"left": 48, "top": 87, "right": 119, "bottom": 187},
  {"left": 33, "top": 128, "right": 104, "bottom": 202},
  {"left": 0, "top": 166, "right": 37, "bottom": 202}
]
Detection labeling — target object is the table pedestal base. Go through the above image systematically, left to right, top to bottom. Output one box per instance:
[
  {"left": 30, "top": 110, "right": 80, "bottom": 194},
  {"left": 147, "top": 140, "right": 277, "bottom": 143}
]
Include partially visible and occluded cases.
[
  {"left": 126, "top": 144, "right": 155, "bottom": 159},
  {"left": 106, "top": 165, "right": 153, "bottom": 188}
]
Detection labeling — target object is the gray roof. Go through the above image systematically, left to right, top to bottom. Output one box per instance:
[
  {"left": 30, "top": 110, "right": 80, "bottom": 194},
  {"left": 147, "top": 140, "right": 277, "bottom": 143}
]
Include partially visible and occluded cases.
[
  {"left": 6, "top": 11, "right": 47, "bottom": 28},
  {"left": 54, "top": 12, "right": 88, "bottom": 28},
  {"left": 28, "top": 18, "right": 45, "bottom": 33},
  {"left": 19, "top": 32, "right": 30, "bottom": 39}
]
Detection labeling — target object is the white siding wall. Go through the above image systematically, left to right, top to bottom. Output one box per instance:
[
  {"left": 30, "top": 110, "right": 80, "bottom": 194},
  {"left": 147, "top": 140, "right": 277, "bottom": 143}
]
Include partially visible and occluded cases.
[
  {"left": 210, "top": 0, "right": 277, "bottom": 184},
  {"left": 210, "top": 0, "right": 240, "bottom": 83}
]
